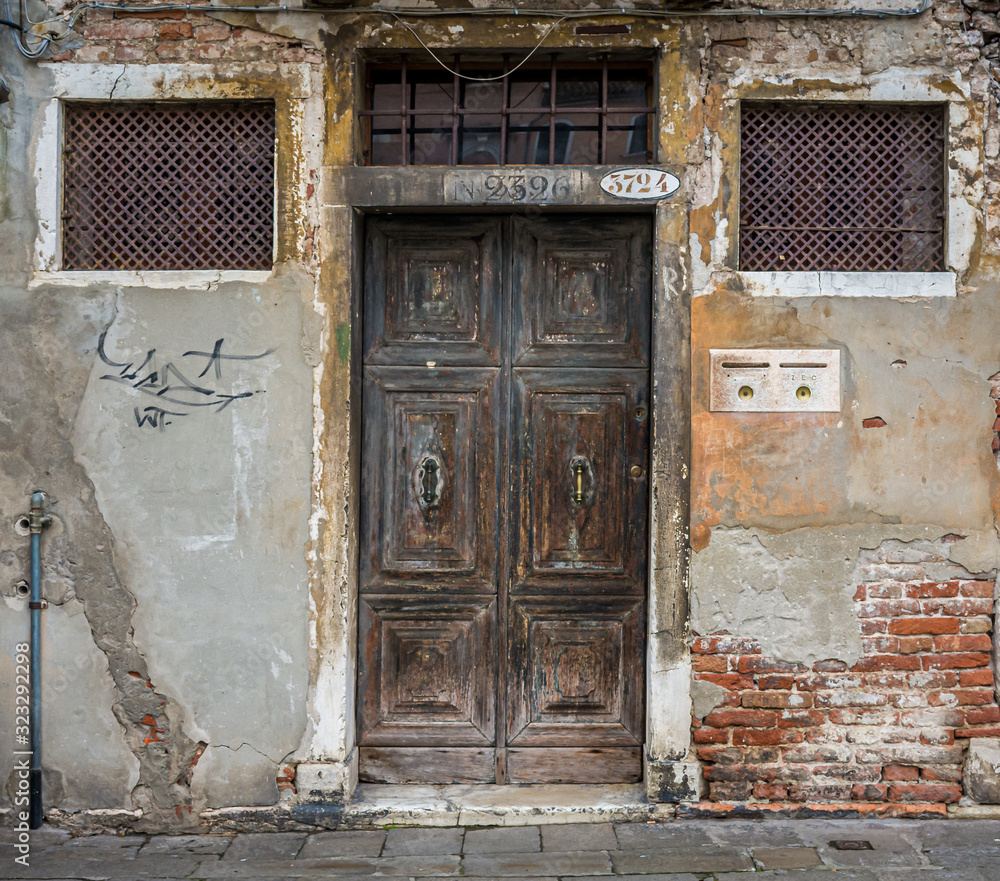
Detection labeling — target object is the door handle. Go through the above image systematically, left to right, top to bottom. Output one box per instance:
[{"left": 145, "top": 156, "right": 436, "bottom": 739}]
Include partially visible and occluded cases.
[
  {"left": 417, "top": 456, "right": 441, "bottom": 510},
  {"left": 571, "top": 457, "right": 592, "bottom": 507},
  {"left": 573, "top": 461, "right": 586, "bottom": 504}
]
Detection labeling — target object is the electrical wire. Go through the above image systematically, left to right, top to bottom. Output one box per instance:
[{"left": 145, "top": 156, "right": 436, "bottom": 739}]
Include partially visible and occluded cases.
[
  {"left": 3, "top": 0, "right": 49, "bottom": 56},
  {"left": 388, "top": 11, "right": 568, "bottom": 81}
]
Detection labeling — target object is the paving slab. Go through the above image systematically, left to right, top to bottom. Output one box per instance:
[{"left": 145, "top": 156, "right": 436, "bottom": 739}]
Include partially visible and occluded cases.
[
  {"left": 706, "top": 819, "right": 808, "bottom": 847},
  {"left": 909, "top": 819, "right": 1000, "bottom": 848},
  {"left": 792, "top": 820, "right": 923, "bottom": 850},
  {"left": 614, "top": 822, "right": 717, "bottom": 849},
  {"left": 540, "top": 823, "right": 617, "bottom": 852},
  {"left": 383, "top": 826, "right": 464, "bottom": 856},
  {"left": 463, "top": 826, "right": 540, "bottom": 853},
  {"left": 0, "top": 830, "right": 71, "bottom": 848},
  {"left": 296, "top": 830, "right": 386, "bottom": 858},
  {"left": 223, "top": 832, "right": 307, "bottom": 861},
  {"left": 141, "top": 834, "right": 232, "bottom": 856},
  {"left": 61, "top": 836, "right": 146, "bottom": 851},
  {"left": 817, "top": 844, "right": 925, "bottom": 869},
  {"left": 611, "top": 845, "right": 754, "bottom": 874},
  {"left": 921, "top": 845, "right": 1000, "bottom": 864},
  {"left": 752, "top": 846, "right": 823, "bottom": 869},
  {"left": 461, "top": 849, "right": 612, "bottom": 876},
  {"left": 199, "top": 854, "right": 461, "bottom": 875},
  {"left": 1, "top": 856, "right": 203, "bottom": 879},
  {"left": 876, "top": 870, "right": 991, "bottom": 881},
  {"left": 184, "top": 872, "right": 398, "bottom": 881},
  {"left": 716, "top": 872, "right": 879, "bottom": 881},
  {"left": 564, "top": 875, "right": 702, "bottom": 881},
  {"left": 195, "top": 876, "right": 405, "bottom": 881},
  {"left": 192, "top": 877, "right": 397, "bottom": 881}
]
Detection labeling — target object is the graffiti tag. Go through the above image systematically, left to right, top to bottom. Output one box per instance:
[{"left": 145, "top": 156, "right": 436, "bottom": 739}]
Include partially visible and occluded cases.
[{"left": 98, "top": 331, "right": 275, "bottom": 430}]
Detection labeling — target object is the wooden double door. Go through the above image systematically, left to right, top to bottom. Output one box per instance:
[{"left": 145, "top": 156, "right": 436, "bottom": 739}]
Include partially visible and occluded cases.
[{"left": 358, "top": 213, "right": 651, "bottom": 784}]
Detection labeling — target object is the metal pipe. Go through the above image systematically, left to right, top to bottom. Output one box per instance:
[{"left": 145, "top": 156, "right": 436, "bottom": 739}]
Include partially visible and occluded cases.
[{"left": 27, "top": 492, "right": 51, "bottom": 830}]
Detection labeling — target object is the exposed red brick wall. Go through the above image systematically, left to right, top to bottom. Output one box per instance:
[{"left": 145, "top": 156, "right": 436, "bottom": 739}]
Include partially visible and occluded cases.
[
  {"left": 51, "top": 10, "right": 323, "bottom": 64},
  {"left": 692, "top": 578, "right": 998, "bottom": 805}
]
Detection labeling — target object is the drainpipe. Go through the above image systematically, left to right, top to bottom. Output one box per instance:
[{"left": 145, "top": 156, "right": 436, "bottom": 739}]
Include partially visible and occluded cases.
[{"left": 27, "top": 492, "right": 51, "bottom": 829}]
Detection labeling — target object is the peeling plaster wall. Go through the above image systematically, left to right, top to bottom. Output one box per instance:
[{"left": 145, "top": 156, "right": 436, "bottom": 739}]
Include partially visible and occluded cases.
[
  {"left": 681, "top": 0, "right": 1000, "bottom": 805},
  {"left": 683, "top": 5, "right": 1000, "bottom": 647},
  {"left": 0, "top": 52, "right": 323, "bottom": 827},
  {"left": 71, "top": 277, "right": 313, "bottom": 809},
  {"left": 691, "top": 527, "right": 1000, "bottom": 670}
]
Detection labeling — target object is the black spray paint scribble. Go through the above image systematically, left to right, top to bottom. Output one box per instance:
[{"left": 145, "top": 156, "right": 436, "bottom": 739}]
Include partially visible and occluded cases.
[{"left": 98, "top": 331, "right": 276, "bottom": 430}]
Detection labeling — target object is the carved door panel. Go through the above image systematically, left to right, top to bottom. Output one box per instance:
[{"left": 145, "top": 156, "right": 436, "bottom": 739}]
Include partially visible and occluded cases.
[
  {"left": 359, "top": 214, "right": 650, "bottom": 785},
  {"left": 359, "top": 218, "right": 502, "bottom": 784}
]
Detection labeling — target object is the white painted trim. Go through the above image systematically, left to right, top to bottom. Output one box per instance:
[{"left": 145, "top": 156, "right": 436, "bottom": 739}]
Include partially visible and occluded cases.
[
  {"left": 30, "top": 62, "right": 315, "bottom": 279},
  {"left": 691, "top": 69, "right": 983, "bottom": 297},
  {"left": 33, "top": 99, "right": 62, "bottom": 273},
  {"left": 30, "top": 270, "right": 273, "bottom": 290},
  {"left": 738, "top": 271, "right": 957, "bottom": 299}
]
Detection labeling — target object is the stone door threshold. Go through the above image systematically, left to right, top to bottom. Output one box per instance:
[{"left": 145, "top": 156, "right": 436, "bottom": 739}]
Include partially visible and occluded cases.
[
  {"left": 197, "top": 784, "right": 671, "bottom": 833},
  {"left": 335, "top": 784, "right": 677, "bottom": 827}
]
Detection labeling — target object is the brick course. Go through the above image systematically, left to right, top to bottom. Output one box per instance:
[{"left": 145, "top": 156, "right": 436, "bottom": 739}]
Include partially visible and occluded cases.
[
  {"left": 57, "top": 10, "right": 323, "bottom": 65},
  {"left": 692, "top": 577, "right": 998, "bottom": 807}
]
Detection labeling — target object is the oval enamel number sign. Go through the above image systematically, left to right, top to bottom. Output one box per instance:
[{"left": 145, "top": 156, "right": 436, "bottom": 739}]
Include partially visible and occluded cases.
[{"left": 600, "top": 168, "right": 680, "bottom": 201}]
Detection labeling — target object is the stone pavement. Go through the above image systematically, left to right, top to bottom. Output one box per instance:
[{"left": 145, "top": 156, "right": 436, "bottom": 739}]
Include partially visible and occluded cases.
[{"left": 1, "top": 818, "right": 999, "bottom": 880}]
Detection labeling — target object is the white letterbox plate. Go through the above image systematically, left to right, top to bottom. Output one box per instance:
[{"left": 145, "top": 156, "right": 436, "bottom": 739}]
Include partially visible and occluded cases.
[{"left": 710, "top": 348, "right": 841, "bottom": 412}]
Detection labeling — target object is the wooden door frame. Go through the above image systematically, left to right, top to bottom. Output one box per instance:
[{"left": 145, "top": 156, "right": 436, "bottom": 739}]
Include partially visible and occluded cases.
[{"left": 301, "top": 170, "right": 695, "bottom": 804}]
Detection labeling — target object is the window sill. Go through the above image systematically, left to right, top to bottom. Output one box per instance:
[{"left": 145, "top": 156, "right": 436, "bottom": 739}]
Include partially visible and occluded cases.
[
  {"left": 30, "top": 270, "right": 273, "bottom": 290},
  {"left": 738, "top": 271, "right": 956, "bottom": 299}
]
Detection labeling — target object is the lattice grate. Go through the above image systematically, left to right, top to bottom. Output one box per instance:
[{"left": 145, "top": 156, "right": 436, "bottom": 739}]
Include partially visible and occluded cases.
[
  {"left": 63, "top": 102, "right": 275, "bottom": 271},
  {"left": 740, "top": 103, "right": 945, "bottom": 272}
]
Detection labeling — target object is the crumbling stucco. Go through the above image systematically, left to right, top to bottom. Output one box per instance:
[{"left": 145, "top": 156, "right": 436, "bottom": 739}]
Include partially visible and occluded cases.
[
  {"left": 71, "top": 276, "right": 314, "bottom": 812},
  {"left": 692, "top": 528, "right": 998, "bottom": 668}
]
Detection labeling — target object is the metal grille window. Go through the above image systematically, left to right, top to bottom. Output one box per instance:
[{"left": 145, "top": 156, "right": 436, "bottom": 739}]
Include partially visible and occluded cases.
[
  {"left": 362, "top": 57, "right": 654, "bottom": 166},
  {"left": 62, "top": 102, "right": 275, "bottom": 271},
  {"left": 740, "top": 103, "right": 945, "bottom": 272}
]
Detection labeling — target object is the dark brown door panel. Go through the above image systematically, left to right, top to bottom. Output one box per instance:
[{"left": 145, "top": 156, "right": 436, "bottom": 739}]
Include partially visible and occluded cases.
[
  {"left": 359, "top": 214, "right": 651, "bottom": 785},
  {"left": 512, "top": 215, "right": 651, "bottom": 368},
  {"left": 365, "top": 217, "right": 502, "bottom": 367},
  {"left": 360, "top": 366, "right": 500, "bottom": 593},
  {"left": 511, "top": 368, "right": 649, "bottom": 595},
  {"left": 358, "top": 595, "right": 497, "bottom": 746},
  {"left": 507, "top": 597, "right": 644, "bottom": 747},
  {"left": 359, "top": 747, "right": 496, "bottom": 784},
  {"left": 507, "top": 747, "right": 643, "bottom": 784}
]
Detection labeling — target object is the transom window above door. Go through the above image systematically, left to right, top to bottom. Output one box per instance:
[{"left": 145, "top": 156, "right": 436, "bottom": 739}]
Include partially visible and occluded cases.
[{"left": 362, "top": 57, "right": 654, "bottom": 166}]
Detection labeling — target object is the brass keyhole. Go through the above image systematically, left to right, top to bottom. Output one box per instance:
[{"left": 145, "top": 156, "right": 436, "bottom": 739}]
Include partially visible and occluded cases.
[
  {"left": 738, "top": 386, "right": 754, "bottom": 401},
  {"left": 796, "top": 386, "right": 812, "bottom": 401}
]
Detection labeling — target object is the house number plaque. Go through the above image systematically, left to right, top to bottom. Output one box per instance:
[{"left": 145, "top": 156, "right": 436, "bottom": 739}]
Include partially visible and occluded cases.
[
  {"left": 444, "top": 167, "right": 681, "bottom": 205},
  {"left": 600, "top": 168, "right": 680, "bottom": 200},
  {"left": 447, "top": 170, "right": 573, "bottom": 205}
]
